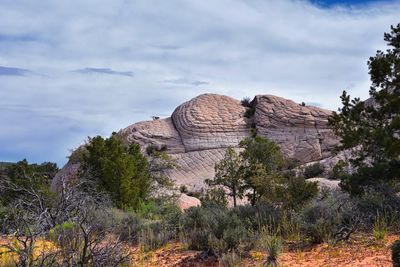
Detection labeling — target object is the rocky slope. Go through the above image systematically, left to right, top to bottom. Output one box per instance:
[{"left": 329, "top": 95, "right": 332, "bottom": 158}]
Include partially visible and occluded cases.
[{"left": 53, "top": 93, "right": 340, "bottom": 191}]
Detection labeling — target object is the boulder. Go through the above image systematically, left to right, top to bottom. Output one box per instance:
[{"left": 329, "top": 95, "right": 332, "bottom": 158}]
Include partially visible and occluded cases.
[{"left": 177, "top": 193, "right": 201, "bottom": 210}]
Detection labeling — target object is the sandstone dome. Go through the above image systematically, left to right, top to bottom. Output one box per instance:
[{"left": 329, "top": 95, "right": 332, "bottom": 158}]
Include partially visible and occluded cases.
[{"left": 53, "top": 93, "right": 340, "bottom": 192}]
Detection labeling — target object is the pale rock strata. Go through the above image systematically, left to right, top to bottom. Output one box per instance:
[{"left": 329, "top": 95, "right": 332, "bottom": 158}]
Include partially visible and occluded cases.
[
  {"left": 53, "top": 93, "right": 341, "bottom": 192},
  {"left": 254, "top": 95, "right": 339, "bottom": 163}
]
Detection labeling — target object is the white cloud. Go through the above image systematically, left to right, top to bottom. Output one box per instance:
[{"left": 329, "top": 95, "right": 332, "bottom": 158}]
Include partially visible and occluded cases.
[{"left": 0, "top": 0, "right": 399, "bottom": 164}]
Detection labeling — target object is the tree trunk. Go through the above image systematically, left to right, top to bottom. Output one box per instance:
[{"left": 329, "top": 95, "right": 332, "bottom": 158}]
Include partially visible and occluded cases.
[{"left": 233, "top": 187, "right": 237, "bottom": 207}]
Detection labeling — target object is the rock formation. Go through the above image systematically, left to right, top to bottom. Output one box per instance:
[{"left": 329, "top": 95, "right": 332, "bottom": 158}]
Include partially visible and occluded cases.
[{"left": 53, "top": 93, "right": 340, "bottom": 192}]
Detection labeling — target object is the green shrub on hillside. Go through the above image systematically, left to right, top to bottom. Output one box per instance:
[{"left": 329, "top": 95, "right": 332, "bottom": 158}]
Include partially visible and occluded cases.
[
  {"left": 81, "top": 135, "right": 151, "bottom": 209},
  {"left": 303, "top": 163, "right": 324, "bottom": 178},
  {"left": 299, "top": 191, "right": 357, "bottom": 244}
]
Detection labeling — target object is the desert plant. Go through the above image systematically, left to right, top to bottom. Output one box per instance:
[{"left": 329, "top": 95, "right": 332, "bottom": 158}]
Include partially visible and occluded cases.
[
  {"left": 328, "top": 24, "right": 400, "bottom": 195},
  {"left": 241, "top": 97, "right": 253, "bottom": 108},
  {"left": 244, "top": 106, "right": 256, "bottom": 118},
  {"left": 81, "top": 135, "right": 151, "bottom": 209},
  {"left": 146, "top": 144, "right": 168, "bottom": 156},
  {"left": 206, "top": 147, "right": 245, "bottom": 207},
  {"left": 329, "top": 160, "right": 349, "bottom": 180},
  {"left": 303, "top": 163, "right": 324, "bottom": 178},
  {"left": 179, "top": 184, "right": 188, "bottom": 193},
  {"left": 201, "top": 188, "right": 228, "bottom": 208},
  {"left": 299, "top": 191, "right": 358, "bottom": 244},
  {"left": 180, "top": 206, "right": 248, "bottom": 254},
  {"left": 373, "top": 212, "right": 388, "bottom": 242},
  {"left": 139, "top": 221, "right": 172, "bottom": 251},
  {"left": 259, "top": 230, "right": 282, "bottom": 267},
  {"left": 392, "top": 240, "right": 400, "bottom": 267},
  {"left": 220, "top": 250, "right": 242, "bottom": 267}
]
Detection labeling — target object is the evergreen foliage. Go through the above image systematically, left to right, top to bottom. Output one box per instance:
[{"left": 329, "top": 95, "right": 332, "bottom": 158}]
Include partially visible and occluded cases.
[
  {"left": 329, "top": 24, "right": 400, "bottom": 194},
  {"left": 81, "top": 135, "right": 151, "bottom": 209},
  {"left": 239, "top": 136, "right": 284, "bottom": 206},
  {"left": 206, "top": 147, "right": 244, "bottom": 207},
  {"left": 0, "top": 159, "right": 58, "bottom": 206}
]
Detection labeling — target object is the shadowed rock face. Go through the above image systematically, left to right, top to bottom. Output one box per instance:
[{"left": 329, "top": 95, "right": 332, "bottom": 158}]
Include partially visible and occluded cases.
[{"left": 53, "top": 93, "right": 340, "bottom": 191}]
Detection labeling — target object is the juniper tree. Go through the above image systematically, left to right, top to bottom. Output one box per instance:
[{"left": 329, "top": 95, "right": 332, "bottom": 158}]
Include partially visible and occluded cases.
[
  {"left": 329, "top": 23, "right": 400, "bottom": 194},
  {"left": 206, "top": 147, "right": 244, "bottom": 207}
]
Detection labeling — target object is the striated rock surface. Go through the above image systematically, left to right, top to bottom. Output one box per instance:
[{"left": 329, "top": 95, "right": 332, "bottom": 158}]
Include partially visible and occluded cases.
[
  {"left": 53, "top": 93, "right": 341, "bottom": 192},
  {"left": 172, "top": 94, "right": 249, "bottom": 152},
  {"left": 254, "top": 95, "right": 338, "bottom": 163}
]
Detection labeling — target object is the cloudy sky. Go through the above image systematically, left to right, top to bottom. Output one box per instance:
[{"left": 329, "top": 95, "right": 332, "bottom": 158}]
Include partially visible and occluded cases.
[{"left": 1, "top": 0, "right": 399, "bottom": 166}]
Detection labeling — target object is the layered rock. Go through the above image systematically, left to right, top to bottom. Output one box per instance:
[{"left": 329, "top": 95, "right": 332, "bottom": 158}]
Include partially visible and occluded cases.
[
  {"left": 53, "top": 93, "right": 340, "bottom": 191},
  {"left": 171, "top": 94, "right": 249, "bottom": 151},
  {"left": 254, "top": 95, "right": 339, "bottom": 163}
]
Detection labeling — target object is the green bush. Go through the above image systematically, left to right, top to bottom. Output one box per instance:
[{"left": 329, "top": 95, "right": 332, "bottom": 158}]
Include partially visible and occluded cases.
[
  {"left": 241, "top": 97, "right": 252, "bottom": 108},
  {"left": 244, "top": 107, "right": 256, "bottom": 118},
  {"left": 81, "top": 136, "right": 151, "bottom": 209},
  {"left": 146, "top": 144, "right": 168, "bottom": 156},
  {"left": 329, "top": 160, "right": 348, "bottom": 180},
  {"left": 303, "top": 163, "right": 324, "bottom": 178},
  {"left": 275, "top": 177, "right": 318, "bottom": 210},
  {"left": 356, "top": 186, "right": 400, "bottom": 230},
  {"left": 201, "top": 188, "right": 228, "bottom": 208},
  {"left": 299, "top": 191, "right": 356, "bottom": 244},
  {"left": 230, "top": 204, "right": 281, "bottom": 232},
  {"left": 180, "top": 206, "right": 249, "bottom": 254},
  {"left": 373, "top": 212, "right": 388, "bottom": 242},
  {"left": 139, "top": 220, "right": 172, "bottom": 251},
  {"left": 259, "top": 231, "right": 282, "bottom": 267},
  {"left": 392, "top": 240, "right": 400, "bottom": 267},
  {"left": 220, "top": 250, "right": 242, "bottom": 267}
]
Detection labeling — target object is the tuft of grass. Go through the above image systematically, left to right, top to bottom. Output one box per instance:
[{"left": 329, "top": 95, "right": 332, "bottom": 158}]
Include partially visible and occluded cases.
[
  {"left": 373, "top": 212, "right": 388, "bottom": 242},
  {"left": 259, "top": 228, "right": 282, "bottom": 267},
  {"left": 220, "top": 250, "right": 242, "bottom": 267}
]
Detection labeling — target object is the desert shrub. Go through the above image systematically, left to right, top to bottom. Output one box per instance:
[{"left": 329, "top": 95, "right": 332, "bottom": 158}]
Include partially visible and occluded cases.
[
  {"left": 241, "top": 97, "right": 253, "bottom": 108},
  {"left": 244, "top": 107, "right": 256, "bottom": 118},
  {"left": 81, "top": 136, "right": 151, "bottom": 210},
  {"left": 146, "top": 144, "right": 168, "bottom": 156},
  {"left": 0, "top": 159, "right": 57, "bottom": 206},
  {"left": 329, "top": 160, "right": 349, "bottom": 180},
  {"left": 303, "top": 163, "right": 324, "bottom": 178},
  {"left": 275, "top": 177, "right": 318, "bottom": 210},
  {"left": 179, "top": 185, "right": 188, "bottom": 193},
  {"left": 355, "top": 186, "right": 400, "bottom": 229},
  {"left": 201, "top": 188, "right": 228, "bottom": 208},
  {"left": 299, "top": 191, "right": 357, "bottom": 244},
  {"left": 231, "top": 204, "right": 281, "bottom": 232},
  {"left": 180, "top": 206, "right": 248, "bottom": 254},
  {"left": 106, "top": 208, "right": 141, "bottom": 242},
  {"left": 373, "top": 212, "right": 388, "bottom": 242},
  {"left": 139, "top": 220, "right": 172, "bottom": 251},
  {"left": 258, "top": 230, "right": 282, "bottom": 267},
  {"left": 392, "top": 240, "right": 400, "bottom": 267},
  {"left": 220, "top": 250, "right": 242, "bottom": 267}
]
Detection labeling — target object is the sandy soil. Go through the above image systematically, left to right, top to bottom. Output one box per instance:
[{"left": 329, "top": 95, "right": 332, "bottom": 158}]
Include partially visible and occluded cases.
[
  {"left": 2, "top": 234, "right": 398, "bottom": 266},
  {"left": 131, "top": 234, "right": 400, "bottom": 267}
]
